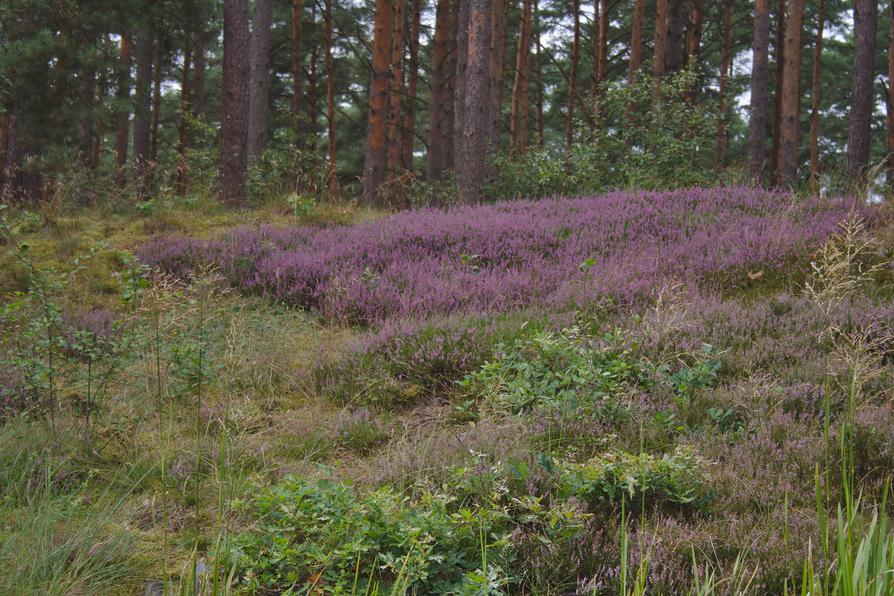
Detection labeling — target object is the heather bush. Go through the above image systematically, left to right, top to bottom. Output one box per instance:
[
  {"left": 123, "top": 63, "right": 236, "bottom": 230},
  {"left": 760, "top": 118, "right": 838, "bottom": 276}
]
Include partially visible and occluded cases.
[
  {"left": 139, "top": 187, "right": 860, "bottom": 324},
  {"left": 316, "top": 311, "right": 553, "bottom": 407}
]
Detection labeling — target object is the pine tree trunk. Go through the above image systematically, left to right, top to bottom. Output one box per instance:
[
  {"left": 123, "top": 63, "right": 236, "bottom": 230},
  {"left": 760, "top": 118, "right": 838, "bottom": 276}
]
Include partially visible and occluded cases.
[
  {"left": 220, "top": 0, "right": 250, "bottom": 204},
  {"left": 248, "top": 0, "right": 273, "bottom": 163},
  {"left": 291, "top": 0, "right": 303, "bottom": 132},
  {"left": 324, "top": 0, "right": 336, "bottom": 188},
  {"left": 361, "top": 0, "right": 394, "bottom": 204},
  {"left": 386, "top": 0, "right": 407, "bottom": 180},
  {"left": 402, "top": 0, "right": 421, "bottom": 173},
  {"left": 427, "top": 0, "right": 457, "bottom": 181},
  {"left": 454, "top": 0, "right": 471, "bottom": 163},
  {"left": 456, "top": 0, "right": 493, "bottom": 202},
  {"left": 488, "top": 0, "right": 507, "bottom": 155},
  {"left": 510, "top": 0, "right": 533, "bottom": 155},
  {"left": 534, "top": 0, "right": 544, "bottom": 146},
  {"left": 565, "top": 0, "right": 580, "bottom": 147},
  {"left": 590, "top": 0, "right": 608, "bottom": 127},
  {"left": 598, "top": 0, "right": 608, "bottom": 81},
  {"left": 628, "top": 0, "right": 646, "bottom": 81},
  {"left": 653, "top": 0, "right": 669, "bottom": 82},
  {"left": 666, "top": 0, "right": 685, "bottom": 73},
  {"left": 685, "top": 0, "right": 705, "bottom": 65},
  {"left": 715, "top": 0, "right": 733, "bottom": 167},
  {"left": 748, "top": 0, "right": 771, "bottom": 181},
  {"left": 770, "top": 0, "right": 785, "bottom": 184},
  {"left": 778, "top": 0, "right": 805, "bottom": 186},
  {"left": 808, "top": 0, "right": 825, "bottom": 183},
  {"left": 846, "top": 0, "right": 879, "bottom": 181},
  {"left": 887, "top": 0, "right": 894, "bottom": 193},
  {"left": 308, "top": 5, "right": 319, "bottom": 158},
  {"left": 132, "top": 12, "right": 154, "bottom": 199},
  {"left": 192, "top": 21, "right": 206, "bottom": 117},
  {"left": 149, "top": 28, "right": 163, "bottom": 169},
  {"left": 115, "top": 34, "right": 132, "bottom": 190},
  {"left": 91, "top": 36, "right": 111, "bottom": 184},
  {"left": 174, "top": 45, "right": 192, "bottom": 195},
  {"left": 76, "top": 60, "right": 96, "bottom": 172},
  {"left": 0, "top": 113, "right": 10, "bottom": 193}
]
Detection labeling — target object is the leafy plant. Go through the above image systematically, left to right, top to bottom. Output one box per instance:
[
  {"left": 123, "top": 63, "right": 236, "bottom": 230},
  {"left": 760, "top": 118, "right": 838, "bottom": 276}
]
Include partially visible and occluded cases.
[
  {"left": 462, "top": 327, "right": 648, "bottom": 416},
  {"left": 559, "top": 446, "right": 712, "bottom": 510}
]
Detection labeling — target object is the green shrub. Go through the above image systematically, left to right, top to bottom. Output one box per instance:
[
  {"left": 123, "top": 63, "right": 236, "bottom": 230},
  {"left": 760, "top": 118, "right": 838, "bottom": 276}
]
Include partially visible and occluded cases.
[
  {"left": 487, "top": 67, "right": 716, "bottom": 200},
  {"left": 462, "top": 327, "right": 649, "bottom": 416},
  {"left": 559, "top": 446, "right": 712, "bottom": 511},
  {"left": 226, "top": 474, "right": 588, "bottom": 594},
  {"left": 226, "top": 478, "right": 516, "bottom": 594}
]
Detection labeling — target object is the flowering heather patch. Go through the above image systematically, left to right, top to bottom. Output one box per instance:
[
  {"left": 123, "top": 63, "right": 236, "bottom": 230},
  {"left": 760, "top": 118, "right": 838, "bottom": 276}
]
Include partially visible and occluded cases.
[{"left": 139, "top": 188, "right": 862, "bottom": 323}]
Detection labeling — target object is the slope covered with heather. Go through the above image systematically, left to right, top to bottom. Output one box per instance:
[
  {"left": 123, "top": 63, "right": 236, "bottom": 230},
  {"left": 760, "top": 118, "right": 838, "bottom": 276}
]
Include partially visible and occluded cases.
[
  {"left": 140, "top": 187, "right": 860, "bottom": 322},
  {"left": 1, "top": 189, "right": 893, "bottom": 595}
]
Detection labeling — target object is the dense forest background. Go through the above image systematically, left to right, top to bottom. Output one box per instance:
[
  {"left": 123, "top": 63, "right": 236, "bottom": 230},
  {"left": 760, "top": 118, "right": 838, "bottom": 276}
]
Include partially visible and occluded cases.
[{"left": 0, "top": 0, "right": 892, "bottom": 206}]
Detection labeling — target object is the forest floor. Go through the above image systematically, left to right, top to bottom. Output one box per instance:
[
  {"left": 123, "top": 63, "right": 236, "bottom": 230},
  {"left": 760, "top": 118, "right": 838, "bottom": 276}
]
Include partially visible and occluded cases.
[{"left": 1, "top": 187, "right": 894, "bottom": 595}]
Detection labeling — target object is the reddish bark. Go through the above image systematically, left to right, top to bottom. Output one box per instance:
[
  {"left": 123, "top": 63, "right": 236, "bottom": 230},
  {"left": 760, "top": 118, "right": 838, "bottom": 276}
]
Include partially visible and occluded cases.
[
  {"left": 219, "top": 0, "right": 250, "bottom": 204},
  {"left": 361, "top": 0, "right": 394, "bottom": 203},
  {"left": 778, "top": 0, "right": 805, "bottom": 186}
]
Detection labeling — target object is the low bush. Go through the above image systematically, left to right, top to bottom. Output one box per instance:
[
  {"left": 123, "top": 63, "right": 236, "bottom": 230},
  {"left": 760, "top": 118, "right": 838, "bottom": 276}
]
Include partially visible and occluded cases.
[
  {"left": 139, "top": 187, "right": 861, "bottom": 323},
  {"left": 462, "top": 326, "right": 649, "bottom": 416},
  {"left": 559, "top": 446, "right": 712, "bottom": 511},
  {"left": 225, "top": 476, "right": 583, "bottom": 594}
]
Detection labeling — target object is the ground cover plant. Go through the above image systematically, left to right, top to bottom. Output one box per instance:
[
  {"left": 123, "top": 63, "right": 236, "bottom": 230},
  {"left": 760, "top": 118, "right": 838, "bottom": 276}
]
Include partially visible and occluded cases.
[
  {"left": 139, "top": 187, "right": 861, "bottom": 323},
  {"left": 1, "top": 188, "right": 894, "bottom": 594}
]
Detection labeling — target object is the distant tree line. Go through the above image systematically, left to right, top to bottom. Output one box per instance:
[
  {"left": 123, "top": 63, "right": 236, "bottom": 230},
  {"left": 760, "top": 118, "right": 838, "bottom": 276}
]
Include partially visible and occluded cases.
[{"left": 0, "top": 0, "right": 892, "bottom": 205}]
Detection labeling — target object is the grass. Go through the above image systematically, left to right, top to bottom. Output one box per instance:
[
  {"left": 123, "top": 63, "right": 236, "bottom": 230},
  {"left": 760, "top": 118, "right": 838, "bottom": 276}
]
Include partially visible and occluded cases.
[{"left": 1, "top": 192, "right": 894, "bottom": 593}]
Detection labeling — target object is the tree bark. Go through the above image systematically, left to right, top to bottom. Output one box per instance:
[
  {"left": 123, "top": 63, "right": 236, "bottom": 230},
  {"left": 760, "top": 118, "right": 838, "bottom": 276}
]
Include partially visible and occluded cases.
[
  {"left": 220, "top": 0, "right": 250, "bottom": 204},
  {"left": 248, "top": 0, "right": 273, "bottom": 163},
  {"left": 292, "top": 0, "right": 303, "bottom": 132},
  {"left": 324, "top": 0, "right": 336, "bottom": 187},
  {"left": 362, "top": 0, "right": 394, "bottom": 204},
  {"left": 386, "top": 0, "right": 407, "bottom": 179},
  {"left": 402, "top": 0, "right": 422, "bottom": 173},
  {"left": 427, "top": 0, "right": 457, "bottom": 181},
  {"left": 454, "top": 0, "right": 471, "bottom": 162},
  {"left": 456, "top": 0, "right": 493, "bottom": 201},
  {"left": 488, "top": 0, "right": 507, "bottom": 155},
  {"left": 510, "top": 0, "right": 533, "bottom": 155},
  {"left": 534, "top": 0, "right": 544, "bottom": 147},
  {"left": 565, "top": 0, "right": 580, "bottom": 147},
  {"left": 598, "top": 0, "right": 608, "bottom": 82},
  {"left": 628, "top": 0, "right": 646, "bottom": 82},
  {"left": 653, "top": 0, "right": 669, "bottom": 83},
  {"left": 665, "top": 0, "right": 685, "bottom": 73},
  {"left": 685, "top": 0, "right": 705, "bottom": 65},
  {"left": 715, "top": 0, "right": 733, "bottom": 167},
  {"left": 748, "top": 0, "right": 771, "bottom": 181},
  {"left": 770, "top": 0, "right": 785, "bottom": 184},
  {"left": 778, "top": 0, "right": 805, "bottom": 186},
  {"left": 808, "top": 0, "right": 825, "bottom": 183},
  {"left": 846, "top": 0, "right": 879, "bottom": 181},
  {"left": 887, "top": 0, "right": 894, "bottom": 193},
  {"left": 308, "top": 5, "right": 319, "bottom": 157},
  {"left": 132, "top": 11, "right": 154, "bottom": 199},
  {"left": 192, "top": 20, "right": 206, "bottom": 117},
  {"left": 149, "top": 26, "right": 163, "bottom": 169},
  {"left": 115, "top": 34, "right": 132, "bottom": 190},
  {"left": 91, "top": 36, "right": 111, "bottom": 183},
  {"left": 174, "top": 44, "right": 192, "bottom": 195},
  {"left": 76, "top": 60, "right": 96, "bottom": 171},
  {"left": 0, "top": 113, "right": 10, "bottom": 193}
]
